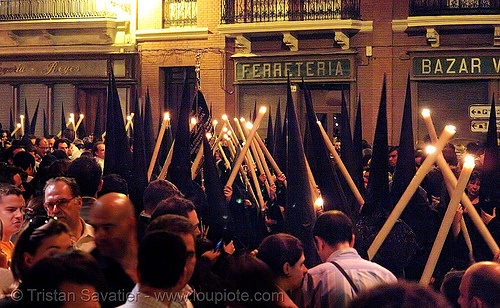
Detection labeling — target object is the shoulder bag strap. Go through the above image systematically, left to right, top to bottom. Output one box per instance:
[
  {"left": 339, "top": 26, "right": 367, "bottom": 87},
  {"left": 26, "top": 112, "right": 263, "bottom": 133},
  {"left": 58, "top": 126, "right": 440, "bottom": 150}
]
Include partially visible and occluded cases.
[{"left": 331, "top": 261, "right": 359, "bottom": 294}]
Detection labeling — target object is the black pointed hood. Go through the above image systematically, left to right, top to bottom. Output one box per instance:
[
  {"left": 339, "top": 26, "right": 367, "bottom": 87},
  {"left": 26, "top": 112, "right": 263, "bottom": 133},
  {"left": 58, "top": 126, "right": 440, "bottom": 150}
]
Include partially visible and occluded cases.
[
  {"left": 103, "top": 63, "right": 132, "bottom": 182},
  {"left": 362, "top": 75, "right": 390, "bottom": 216},
  {"left": 390, "top": 75, "right": 416, "bottom": 205},
  {"left": 166, "top": 76, "right": 193, "bottom": 194},
  {"left": 285, "top": 77, "right": 319, "bottom": 267},
  {"left": 302, "top": 81, "right": 351, "bottom": 217},
  {"left": 143, "top": 87, "right": 155, "bottom": 166},
  {"left": 340, "top": 91, "right": 354, "bottom": 176},
  {"left": 130, "top": 93, "right": 148, "bottom": 215},
  {"left": 353, "top": 95, "right": 365, "bottom": 193},
  {"left": 24, "top": 99, "right": 30, "bottom": 136},
  {"left": 30, "top": 100, "right": 39, "bottom": 135},
  {"left": 61, "top": 104, "right": 67, "bottom": 133},
  {"left": 266, "top": 106, "right": 275, "bottom": 154},
  {"left": 9, "top": 109, "right": 14, "bottom": 133},
  {"left": 43, "top": 109, "right": 49, "bottom": 137}
]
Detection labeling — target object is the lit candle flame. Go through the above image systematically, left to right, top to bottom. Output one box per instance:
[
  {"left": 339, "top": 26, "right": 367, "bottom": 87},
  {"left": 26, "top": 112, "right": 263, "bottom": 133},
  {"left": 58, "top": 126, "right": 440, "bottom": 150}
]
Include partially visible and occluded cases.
[
  {"left": 421, "top": 109, "right": 430, "bottom": 117},
  {"left": 445, "top": 125, "right": 456, "bottom": 134},
  {"left": 426, "top": 145, "right": 436, "bottom": 155},
  {"left": 464, "top": 155, "right": 475, "bottom": 168},
  {"left": 315, "top": 197, "right": 324, "bottom": 207}
]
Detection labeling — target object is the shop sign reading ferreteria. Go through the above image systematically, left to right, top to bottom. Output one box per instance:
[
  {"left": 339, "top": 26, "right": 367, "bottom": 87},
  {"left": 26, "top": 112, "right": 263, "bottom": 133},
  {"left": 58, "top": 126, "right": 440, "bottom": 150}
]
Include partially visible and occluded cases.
[
  {"left": 413, "top": 56, "right": 500, "bottom": 78},
  {"left": 235, "top": 59, "right": 352, "bottom": 82},
  {"left": 0, "top": 60, "right": 108, "bottom": 78}
]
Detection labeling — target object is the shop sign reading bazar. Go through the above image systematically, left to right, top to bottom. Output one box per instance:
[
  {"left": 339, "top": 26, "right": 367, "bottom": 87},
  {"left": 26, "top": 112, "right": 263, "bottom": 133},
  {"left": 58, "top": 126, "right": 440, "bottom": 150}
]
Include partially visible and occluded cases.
[
  {"left": 413, "top": 56, "right": 500, "bottom": 78},
  {"left": 235, "top": 59, "right": 352, "bottom": 82},
  {"left": 0, "top": 60, "right": 107, "bottom": 78}
]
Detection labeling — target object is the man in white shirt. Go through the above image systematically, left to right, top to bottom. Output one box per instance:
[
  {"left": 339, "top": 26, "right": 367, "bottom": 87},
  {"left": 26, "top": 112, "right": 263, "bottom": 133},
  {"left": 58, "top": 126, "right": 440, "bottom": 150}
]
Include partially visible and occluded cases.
[
  {"left": 294, "top": 210, "right": 397, "bottom": 308},
  {"left": 146, "top": 215, "right": 196, "bottom": 308},
  {"left": 119, "top": 231, "right": 189, "bottom": 308}
]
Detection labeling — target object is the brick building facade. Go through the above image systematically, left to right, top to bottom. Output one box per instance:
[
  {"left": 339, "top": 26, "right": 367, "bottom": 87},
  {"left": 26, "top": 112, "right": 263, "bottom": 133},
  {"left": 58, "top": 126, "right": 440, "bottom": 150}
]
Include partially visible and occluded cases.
[
  {"left": 0, "top": 0, "right": 498, "bottom": 148},
  {"left": 139, "top": 0, "right": 500, "bottom": 147}
]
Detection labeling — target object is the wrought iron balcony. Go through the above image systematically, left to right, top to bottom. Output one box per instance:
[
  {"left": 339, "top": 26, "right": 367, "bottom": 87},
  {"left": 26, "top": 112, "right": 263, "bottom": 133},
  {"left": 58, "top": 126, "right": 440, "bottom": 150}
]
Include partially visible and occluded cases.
[
  {"left": 0, "top": 0, "right": 117, "bottom": 21},
  {"left": 163, "top": 0, "right": 197, "bottom": 28},
  {"left": 221, "top": 0, "right": 360, "bottom": 24},
  {"left": 410, "top": 0, "right": 500, "bottom": 16}
]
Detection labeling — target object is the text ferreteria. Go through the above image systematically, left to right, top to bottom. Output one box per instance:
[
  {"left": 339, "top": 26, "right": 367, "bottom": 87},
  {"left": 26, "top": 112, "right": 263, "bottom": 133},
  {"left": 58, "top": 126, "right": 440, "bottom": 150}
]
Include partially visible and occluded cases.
[{"left": 236, "top": 59, "right": 351, "bottom": 81}]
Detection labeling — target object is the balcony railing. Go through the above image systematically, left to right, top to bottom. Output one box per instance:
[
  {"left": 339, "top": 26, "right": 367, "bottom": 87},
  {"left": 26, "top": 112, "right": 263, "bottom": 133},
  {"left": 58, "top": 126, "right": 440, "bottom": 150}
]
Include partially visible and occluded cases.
[
  {"left": 0, "top": 0, "right": 117, "bottom": 21},
  {"left": 163, "top": 0, "right": 197, "bottom": 28},
  {"left": 221, "top": 0, "right": 360, "bottom": 24},
  {"left": 410, "top": 0, "right": 500, "bottom": 16}
]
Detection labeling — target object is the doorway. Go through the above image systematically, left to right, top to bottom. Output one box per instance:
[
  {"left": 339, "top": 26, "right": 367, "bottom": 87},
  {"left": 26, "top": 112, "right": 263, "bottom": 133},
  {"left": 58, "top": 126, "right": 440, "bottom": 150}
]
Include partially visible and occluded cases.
[
  {"left": 162, "top": 66, "right": 197, "bottom": 135},
  {"left": 76, "top": 87, "right": 107, "bottom": 139}
]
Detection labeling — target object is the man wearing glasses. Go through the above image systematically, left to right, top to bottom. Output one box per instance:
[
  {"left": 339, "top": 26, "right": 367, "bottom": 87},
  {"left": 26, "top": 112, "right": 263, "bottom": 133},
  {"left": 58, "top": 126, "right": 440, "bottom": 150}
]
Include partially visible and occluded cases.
[{"left": 44, "top": 176, "right": 95, "bottom": 252}]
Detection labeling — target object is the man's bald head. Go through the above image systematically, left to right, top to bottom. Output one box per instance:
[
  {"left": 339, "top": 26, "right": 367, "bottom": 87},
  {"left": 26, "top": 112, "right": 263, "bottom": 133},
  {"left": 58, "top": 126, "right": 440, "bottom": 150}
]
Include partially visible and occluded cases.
[
  {"left": 93, "top": 192, "right": 135, "bottom": 220},
  {"left": 90, "top": 193, "right": 137, "bottom": 260},
  {"left": 459, "top": 261, "right": 500, "bottom": 308}
]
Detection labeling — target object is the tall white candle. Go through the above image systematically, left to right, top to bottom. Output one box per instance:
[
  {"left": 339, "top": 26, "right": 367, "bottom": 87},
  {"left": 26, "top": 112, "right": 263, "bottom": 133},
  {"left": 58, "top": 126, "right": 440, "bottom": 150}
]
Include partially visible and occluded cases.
[
  {"left": 226, "top": 107, "right": 266, "bottom": 187},
  {"left": 422, "top": 109, "right": 499, "bottom": 255},
  {"left": 148, "top": 112, "right": 169, "bottom": 181},
  {"left": 69, "top": 113, "right": 75, "bottom": 130},
  {"left": 125, "top": 113, "right": 134, "bottom": 132},
  {"left": 75, "top": 114, "right": 84, "bottom": 132},
  {"left": 20, "top": 115, "right": 24, "bottom": 136},
  {"left": 243, "top": 121, "right": 270, "bottom": 195},
  {"left": 317, "top": 121, "right": 364, "bottom": 207},
  {"left": 11, "top": 123, "right": 21, "bottom": 137},
  {"left": 212, "top": 123, "right": 227, "bottom": 155},
  {"left": 367, "top": 125, "right": 456, "bottom": 260},
  {"left": 254, "top": 132, "right": 285, "bottom": 185},
  {"left": 158, "top": 139, "right": 175, "bottom": 180},
  {"left": 191, "top": 142, "right": 204, "bottom": 180},
  {"left": 420, "top": 155, "right": 475, "bottom": 285}
]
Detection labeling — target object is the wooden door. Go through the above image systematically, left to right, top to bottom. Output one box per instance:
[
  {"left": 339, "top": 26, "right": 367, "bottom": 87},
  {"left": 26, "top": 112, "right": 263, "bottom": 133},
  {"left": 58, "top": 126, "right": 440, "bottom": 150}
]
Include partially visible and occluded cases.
[{"left": 76, "top": 87, "right": 107, "bottom": 139}]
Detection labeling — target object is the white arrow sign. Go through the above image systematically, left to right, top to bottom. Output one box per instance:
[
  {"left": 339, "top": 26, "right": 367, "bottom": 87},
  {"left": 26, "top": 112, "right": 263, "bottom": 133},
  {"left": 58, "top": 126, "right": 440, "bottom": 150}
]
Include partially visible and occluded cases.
[
  {"left": 469, "top": 104, "right": 500, "bottom": 119},
  {"left": 470, "top": 120, "right": 500, "bottom": 132}
]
